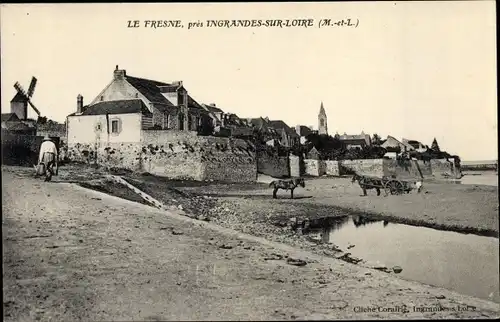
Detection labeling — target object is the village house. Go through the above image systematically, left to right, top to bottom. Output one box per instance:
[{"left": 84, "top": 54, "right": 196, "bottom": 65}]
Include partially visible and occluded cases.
[
  {"left": 66, "top": 66, "right": 212, "bottom": 144},
  {"left": 200, "top": 103, "right": 253, "bottom": 138},
  {"left": 201, "top": 103, "right": 224, "bottom": 128},
  {"left": 222, "top": 113, "right": 254, "bottom": 138},
  {"left": 247, "top": 117, "right": 298, "bottom": 147},
  {"left": 248, "top": 117, "right": 278, "bottom": 144},
  {"left": 267, "top": 120, "right": 300, "bottom": 147},
  {"left": 336, "top": 131, "right": 372, "bottom": 149},
  {"left": 381, "top": 135, "right": 415, "bottom": 159},
  {"left": 402, "top": 138, "right": 428, "bottom": 152}
]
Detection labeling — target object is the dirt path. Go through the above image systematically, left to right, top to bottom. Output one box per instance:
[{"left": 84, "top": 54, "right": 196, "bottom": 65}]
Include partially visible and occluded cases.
[{"left": 2, "top": 168, "right": 500, "bottom": 320}]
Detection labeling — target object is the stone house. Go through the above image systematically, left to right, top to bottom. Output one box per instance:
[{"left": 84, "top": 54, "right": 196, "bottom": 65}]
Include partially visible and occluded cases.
[
  {"left": 76, "top": 65, "right": 210, "bottom": 132},
  {"left": 67, "top": 99, "right": 154, "bottom": 147},
  {"left": 201, "top": 103, "right": 224, "bottom": 128},
  {"left": 222, "top": 113, "right": 253, "bottom": 138},
  {"left": 248, "top": 117, "right": 279, "bottom": 143},
  {"left": 248, "top": 117, "right": 299, "bottom": 147},
  {"left": 267, "top": 120, "right": 300, "bottom": 147},
  {"left": 337, "top": 132, "right": 372, "bottom": 149},
  {"left": 381, "top": 135, "right": 414, "bottom": 152},
  {"left": 402, "top": 138, "right": 428, "bottom": 153}
]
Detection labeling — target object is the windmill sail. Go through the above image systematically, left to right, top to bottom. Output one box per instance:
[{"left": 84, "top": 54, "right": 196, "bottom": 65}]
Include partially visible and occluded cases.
[
  {"left": 27, "top": 77, "right": 37, "bottom": 98},
  {"left": 13, "top": 82, "right": 27, "bottom": 98},
  {"left": 27, "top": 100, "right": 41, "bottom": 116}
]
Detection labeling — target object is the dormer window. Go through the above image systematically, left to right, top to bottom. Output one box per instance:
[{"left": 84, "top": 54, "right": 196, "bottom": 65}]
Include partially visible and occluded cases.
[
  {"left": 178, "top": 90, "right": 185, "bottom": 105},
  {"left": 100, "top": 96, "right": 104, "bottom": 101}
]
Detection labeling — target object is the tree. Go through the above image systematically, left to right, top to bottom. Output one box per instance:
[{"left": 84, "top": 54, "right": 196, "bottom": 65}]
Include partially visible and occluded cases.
[
  {"left": 37, "top": 116, "right": 47, "bottom": 124},
  {"left": 372, "top": 133, "right": 383, "bottom": 146},
  {"left": 431, "top": 138, "right": 441, "bottom": 152}
]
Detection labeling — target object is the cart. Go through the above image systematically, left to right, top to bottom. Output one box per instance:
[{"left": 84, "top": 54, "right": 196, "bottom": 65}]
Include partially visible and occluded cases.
[
  {"left": 352, "top": 173, "right": 414, "bottom": 196},
  {"left": 382, "top": 177, "right": 414, "bottom": 195}
]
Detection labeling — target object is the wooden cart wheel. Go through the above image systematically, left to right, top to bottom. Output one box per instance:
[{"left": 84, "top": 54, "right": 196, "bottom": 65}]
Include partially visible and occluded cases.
[
  {"left": 385, "top": 180, "right": 404, "bottom": 195},
  {"left": 383, "top": 181, "right": 392, "bottom": 196}
]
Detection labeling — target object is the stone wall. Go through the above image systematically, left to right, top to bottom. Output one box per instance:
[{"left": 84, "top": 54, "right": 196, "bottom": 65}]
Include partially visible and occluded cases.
[
  {"left": 68, "top": 130, "right": 256, "bottom": 182},
  {"left": 199, "top": 135, "right": 257, "bottom": 182},
  {"left": 67, "top": 142, "right": 143, "bottom": 171},
  {"left": 256, "top": 150, "right": 290, "bottom": 178},
  {"left": 289, "top": 155, "right": 301, "bottom": 177},
  {"left": 430, "top": 158, "right": 462, "bottom": 179},
  {"left": 304, "top": 159, "right": 326, "bottom": 177},
  {"left": 339, "top": 159, "right": 385, "bottom": 177},
  {"left": 383, "top": 159, "right": 424, "bottom": 179},
  {"left": 324, "top": 160, "right": 340, "bottom": 176}
]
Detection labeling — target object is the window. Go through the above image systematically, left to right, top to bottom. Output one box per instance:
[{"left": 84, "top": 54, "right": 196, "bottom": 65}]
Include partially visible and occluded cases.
[
  {"left": 100, "top": 96, "right": 104, "bottom": 101},
  {"left": 320, "top": 119, "right": 324, "bottom": 126},
  {"left": 111, "top": 120, "right": 119, "bottom": 133}
]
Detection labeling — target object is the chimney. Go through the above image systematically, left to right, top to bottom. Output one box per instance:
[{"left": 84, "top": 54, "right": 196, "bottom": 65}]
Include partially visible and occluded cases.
[
  {"left": 113, "top": 65, "right": 126, "bottom": 80},
  {"left": 77, "top": 94, "right": 83, "bottom": 113}
]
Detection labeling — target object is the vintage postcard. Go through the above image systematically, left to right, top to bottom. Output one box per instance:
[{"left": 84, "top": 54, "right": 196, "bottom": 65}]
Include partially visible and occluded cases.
[{"left": 1, "top": 1, "right": 498, "bottom": 321}]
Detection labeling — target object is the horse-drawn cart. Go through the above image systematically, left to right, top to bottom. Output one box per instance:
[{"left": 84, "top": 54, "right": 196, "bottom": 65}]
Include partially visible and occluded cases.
[{"left": 352, "top": 173, "right": 416, "bottom": 196}]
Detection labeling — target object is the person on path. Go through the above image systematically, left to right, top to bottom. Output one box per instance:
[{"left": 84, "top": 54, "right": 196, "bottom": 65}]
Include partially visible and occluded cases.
[{"left": 37, "top": 135, "right": 58, "bottom": 181}]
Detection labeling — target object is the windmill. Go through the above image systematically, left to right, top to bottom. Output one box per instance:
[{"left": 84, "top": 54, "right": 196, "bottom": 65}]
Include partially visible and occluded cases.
[{"left": 13, "top": 76, "right": 42, "bottom": 120}]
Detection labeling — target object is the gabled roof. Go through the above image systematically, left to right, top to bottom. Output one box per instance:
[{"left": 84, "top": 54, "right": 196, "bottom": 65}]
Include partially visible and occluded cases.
[
  {"left": 125, "top": 75, "right": 204, "bottom": 111},
  {"left": 125, "top": 76, "right": 174, "bottom": 106},
  {"left": 10, "top": 92, "right": 29, "bottom": 103},
  {"left": 187, "top": 96, "right": 203, "bottom": 110},
  {"left": 70, "top": 99, "right": 153, "bottom": 116},
  {"left": 203, "top": 104, "right": 224, "bottom": 113},
  {"left": 1, "top": 113, "right": 20, "bottom": 123},
  {"left": 225, "top": 113, "right": 249, "bottom": 127},
  {"left": 248, "top": 117, "right": 270, "bottom": 130},
  {"left": 268, "top": 120, "right": 299, "bottom": 137},
  {"left": 381, "top": 135, "right": 414, "bottom": 151}
]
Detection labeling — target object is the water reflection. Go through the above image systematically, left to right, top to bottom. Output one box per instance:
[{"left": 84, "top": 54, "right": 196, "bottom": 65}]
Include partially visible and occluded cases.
[
  {"left": 306, "top": 215, "right": 500, "bottom": 303},
  {"left": 313, "top": 215, "right": 383, "bottom": 243},
  {"left": 352, "top": 215, "right": 380, "bottom": 228}
]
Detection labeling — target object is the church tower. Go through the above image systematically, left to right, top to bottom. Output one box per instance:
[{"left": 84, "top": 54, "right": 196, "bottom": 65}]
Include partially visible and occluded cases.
[{"left": 318, "top": 101, "right": 328, "bottom": 135}]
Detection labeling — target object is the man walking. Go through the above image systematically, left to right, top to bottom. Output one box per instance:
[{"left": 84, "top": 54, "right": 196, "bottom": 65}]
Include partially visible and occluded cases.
[{"left": 37, "top": 135, "right": 58, "bottom": 181}]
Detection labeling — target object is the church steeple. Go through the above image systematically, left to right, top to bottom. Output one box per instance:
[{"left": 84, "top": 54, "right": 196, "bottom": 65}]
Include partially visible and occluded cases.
[
  {"left": 318, "top": 101, "right": 328, "bottom": 135},
  {"left": 319, "top": 101, "right": 326, "bottom": 115}
]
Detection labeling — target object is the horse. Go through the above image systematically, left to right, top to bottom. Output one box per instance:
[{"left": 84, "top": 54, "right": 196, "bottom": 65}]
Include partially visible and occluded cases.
[
  {"left": 351, "top": 173, "right": 383, "bottom": 196},
  {"left": 269, "top": 178, "right": 305, "bottom": 199}
]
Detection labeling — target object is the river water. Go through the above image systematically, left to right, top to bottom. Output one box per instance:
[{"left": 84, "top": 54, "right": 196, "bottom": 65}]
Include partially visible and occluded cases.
[
  {"left": 459, "top": 172, "right": 498, "bottom": 186},
  {"left": 307, "top": 215, "right": 500, "bottom": 303}
]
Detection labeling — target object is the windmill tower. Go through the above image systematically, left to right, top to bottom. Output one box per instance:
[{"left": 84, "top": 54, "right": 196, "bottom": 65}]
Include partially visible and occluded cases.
[
  {"left": 11, "top": 77, "right": 41, "bottom": 120},
  {"left": 318, "top": 101, "right": 328, "bottom": 135}
]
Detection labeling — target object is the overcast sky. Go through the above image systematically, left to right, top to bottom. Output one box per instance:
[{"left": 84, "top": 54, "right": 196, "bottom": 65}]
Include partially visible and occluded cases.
[{"left": 1, "top": 2, "right": 497, "bottom": 161}]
